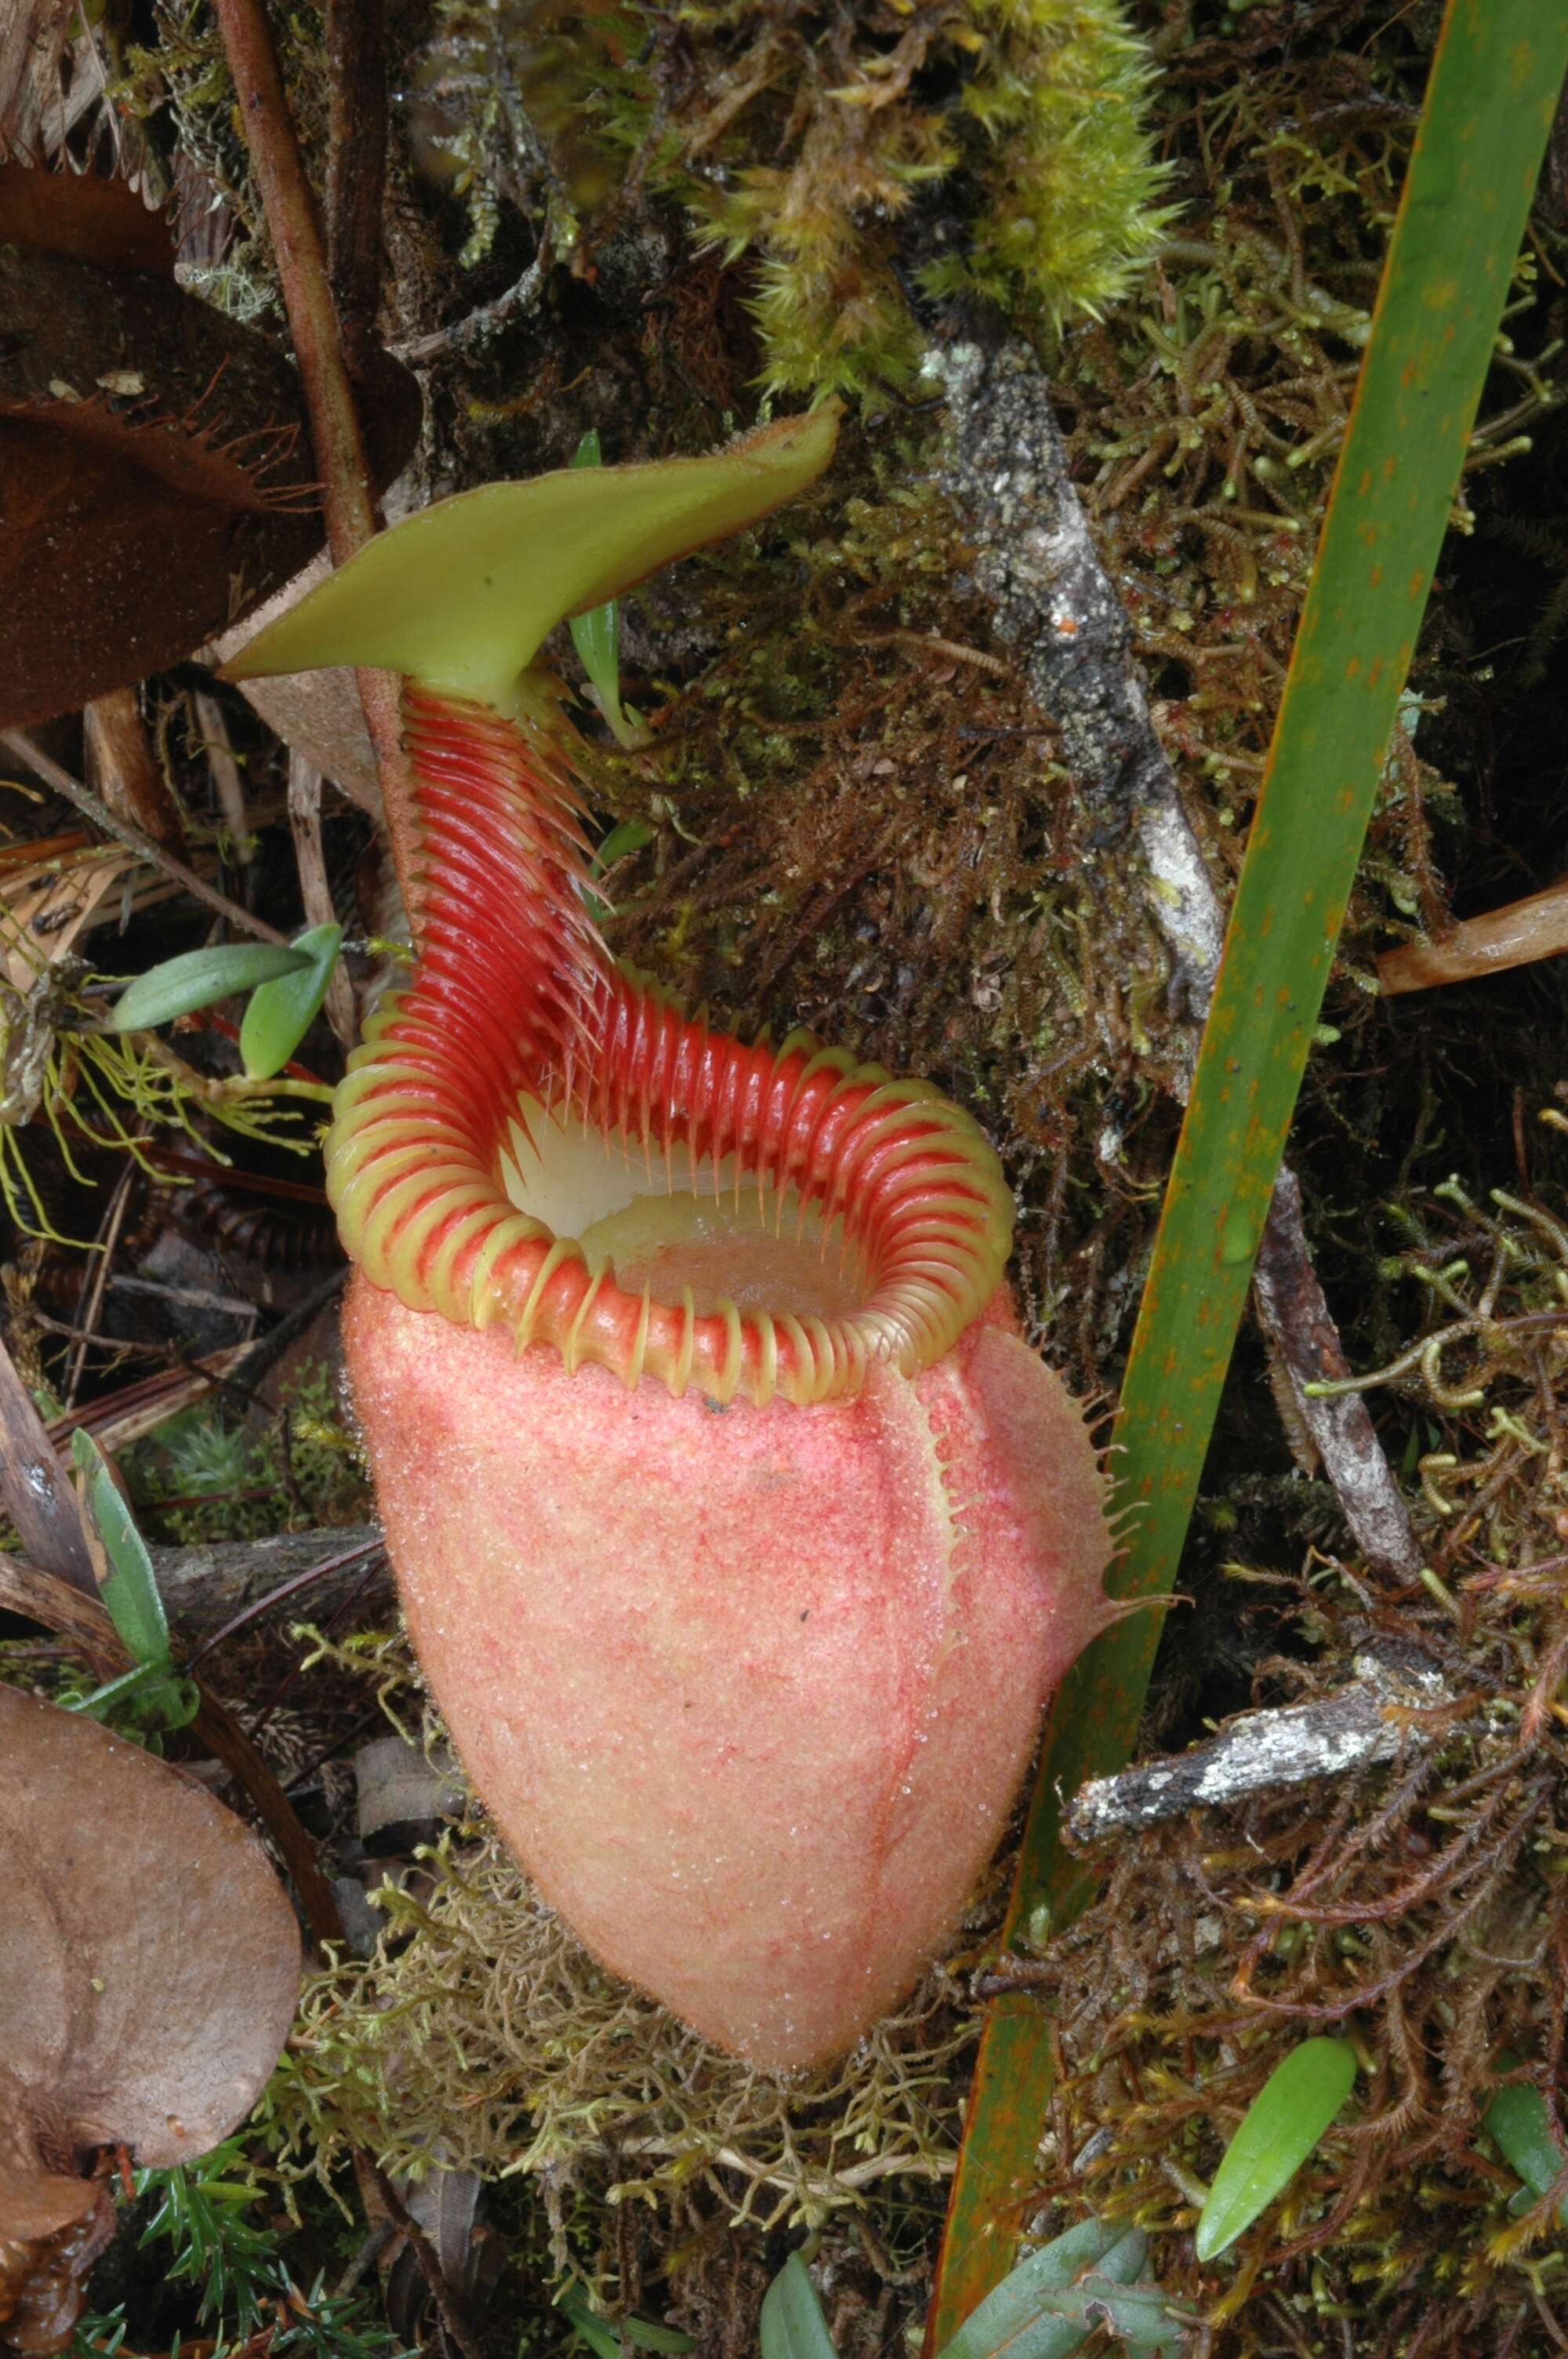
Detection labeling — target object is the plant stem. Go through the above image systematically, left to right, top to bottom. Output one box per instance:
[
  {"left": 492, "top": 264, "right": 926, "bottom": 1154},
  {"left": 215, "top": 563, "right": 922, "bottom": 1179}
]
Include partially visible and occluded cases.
[{"left": 211, "top": 0, "right": 418, "bottom": 913}]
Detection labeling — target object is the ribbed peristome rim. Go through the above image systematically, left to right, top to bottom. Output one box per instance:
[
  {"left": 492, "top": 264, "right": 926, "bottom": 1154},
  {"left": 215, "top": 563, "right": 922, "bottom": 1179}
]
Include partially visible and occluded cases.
[{"left": 326, "top": 688, "right": 1014, "bottom": 1408}]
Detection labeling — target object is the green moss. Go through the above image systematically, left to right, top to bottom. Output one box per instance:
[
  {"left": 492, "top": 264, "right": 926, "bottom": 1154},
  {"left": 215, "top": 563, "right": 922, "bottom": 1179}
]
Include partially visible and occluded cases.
[
  {"left": 425, "top": 0, "right": 1168, "bottom": 403},
  {"left": 129, "top": 1363, "right": 371, "bottom": 1546},
  {"left": 261, "top": 1819, "right": 987, "bottom": 2343}
]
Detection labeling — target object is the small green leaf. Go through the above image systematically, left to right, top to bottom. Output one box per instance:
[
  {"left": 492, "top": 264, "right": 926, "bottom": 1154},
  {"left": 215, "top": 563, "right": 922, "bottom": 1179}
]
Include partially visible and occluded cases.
[
  {"left": 569, "top": 429, "right": 642, "bottom": 749},
  {"left": 593, "top": 819, "right": 655, "bottom": 872},
  {"left": 239, "top": 922, "right": 342, "bottom": 1079},
  {"left": 107, "top": 943, "right": 311, "bottom": 1034},
  {"left": 71, "top": 1427, "right": 170, "bottom": 1668},
  {"left": 67, "top": 1432, "right": 198, "bottom": 1732},
  {"left": 66, "top": 1659, "right": 200, "bottom": 1733},
  {"left": 1195, "top": 2039, "right": 1357, "bottom": 2262},
  {"left": 1486, "top": 2071, "right": 1568, "bottom": 2219},
  {"left": 935, "top": 2221, "right": 1147, "bottom": 2359},
  {"left": 760, "top": 2254, "right": 838, "bottom": 2359},
  {"left": 559, "top": 2298, "right": 624, "bottom": 2359},
  {"left": 621, "top": 2319, "right": 696, "bottom": 2353}
]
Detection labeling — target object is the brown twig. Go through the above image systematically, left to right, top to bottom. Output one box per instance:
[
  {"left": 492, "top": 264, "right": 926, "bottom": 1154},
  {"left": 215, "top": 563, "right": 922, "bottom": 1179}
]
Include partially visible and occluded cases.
[
  {"left": 212, "top": 0, "right": 418, "bottom": 908},
  {"left": 194, "top": 685, "right": 256, "bottom": 879},
  {"left": 83, "top": 689, "right": 187, "bottom": 855},
  {"left": 0, "top": 727, "right": 289, "bottom": 944},
  {"left": 288, "top": 751, "right": 357, "bottom": 1046},
  {"left": 1378, "top": 878, "right": 1568, "bottom": 994},
  {"left": 64, "top": 1161, "right": 136, "bottom": 1411},
  {"left": 1253, "top": 1165, "right": 1421, "bottom": 1573},
  {"left": 183, "top": 1532, "right": 386, "bottom": 1668}
]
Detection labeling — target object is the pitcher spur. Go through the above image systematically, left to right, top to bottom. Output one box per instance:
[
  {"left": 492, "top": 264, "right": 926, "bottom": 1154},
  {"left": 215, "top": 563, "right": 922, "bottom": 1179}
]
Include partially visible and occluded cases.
[{"left": 227, "top": 407, "right": 1114, "bottom": 2070}]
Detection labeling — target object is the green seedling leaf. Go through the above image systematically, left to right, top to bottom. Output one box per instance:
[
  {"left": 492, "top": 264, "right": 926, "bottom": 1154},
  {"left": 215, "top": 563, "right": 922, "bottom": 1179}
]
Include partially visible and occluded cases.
[
  {"left": 223, "top": 405, "right": 840, "bottom": 712},
  {"left": 568, "top": 430, "right": 641, "bottom": 750},
  {"left": 594, "top": 819, "right": 655, "bottom": 872},
  {"left": 239, "top": 921, "right": 342, "bottom": 1079},
  {"left": 108, "top": 942, "right": 311, "bottom": 1034},
  {"left": 71, "top": 1427, "right": 169, "bottom": 1666},
  {"left": 69, "top": 1428, "right": 200, "bottom": 1732},
  {"left": 64, "top": 1658, "right": 198, "bottom": 1733},
  {"left": 1195, "top": 2039, "right": 1357, "bottom": 2261},
  {"left": 1486, "top": 2073, "right": 1568, "bottom": 2220},
  {"left": 935, "top": 2221, "right": 1146, "bottom": 2359},
  {"left": 760, "top": 2253, "right": 838, "bottom": 2359},
  {"left": 560, "top": 2300, "right": 623, "bottom": 2359},
  {"left": 621, "top": 2321, "right": 695, "bottom": 2354}
]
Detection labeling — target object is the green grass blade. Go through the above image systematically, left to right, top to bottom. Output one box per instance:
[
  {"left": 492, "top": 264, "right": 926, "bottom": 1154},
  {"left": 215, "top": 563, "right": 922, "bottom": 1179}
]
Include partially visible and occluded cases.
[
  {"left": 927, "top": 2, "right": 1568, "bottom": 2342},
  {"left": 568, "top": 427, "right": 637, "bottom": 747},
  {"left": 1194, "top": 2040, "right": 1357, "bottom": 2261}
]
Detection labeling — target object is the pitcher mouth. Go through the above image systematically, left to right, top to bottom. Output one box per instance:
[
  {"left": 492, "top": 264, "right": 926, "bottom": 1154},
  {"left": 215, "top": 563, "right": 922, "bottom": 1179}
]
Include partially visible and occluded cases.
[{"left": 325, "top": 689, "right": 1014, "bottom": 1407}]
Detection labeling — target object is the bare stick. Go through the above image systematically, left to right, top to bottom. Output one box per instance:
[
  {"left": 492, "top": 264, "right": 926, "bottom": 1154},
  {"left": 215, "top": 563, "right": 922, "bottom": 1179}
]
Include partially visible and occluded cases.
[
  {"left": 212, "top": 0, "right": 418, "bottom": 908},
  {"left": 393, "top": 245, "right": 549, "bottom": 365},
  {"left": 932, "top": 332, "right": 1414, "bottom": 1573},
  {"left": 933, "top": 333, "right": 1224, "bottom": 1023},
  {"left": 194, "top": 687, "right": 256, "bottom": 874},
  {"left": 83, "top": 689, "right": 187, "bottom": 854},
  {"left": 2, "top": 728, "right": 289, "bottom": 944},
  {"left": 288, "top": 752, "right": 357, "bottom": 1046},
  {"left": 64, "top": 1162, "right": 136, "bottom": 1411},
  {"left": 1254, "top": 1167, "right": 1420, "bottom": 1574},
  {"left": 1066, "top": 1644, "right": 1450, "bottom": 1846}
]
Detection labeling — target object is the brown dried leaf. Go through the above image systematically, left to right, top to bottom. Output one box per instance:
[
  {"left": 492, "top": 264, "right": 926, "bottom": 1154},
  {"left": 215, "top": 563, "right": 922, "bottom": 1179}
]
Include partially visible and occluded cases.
[
  {"left": 0, "top": 6, "right": 75, "bottom": 165},
  {"left": 0, "top": 166, "right": 419, "bottom": 727},
  {"left": 211, "top": 554, "right": 383, "bottom": 816},
  {"left": 0, "top": 1685, "right": 301, "bottom": 2168},
  {"left": 0, "top": 2070, "right": 112, "bottom": 2356}
]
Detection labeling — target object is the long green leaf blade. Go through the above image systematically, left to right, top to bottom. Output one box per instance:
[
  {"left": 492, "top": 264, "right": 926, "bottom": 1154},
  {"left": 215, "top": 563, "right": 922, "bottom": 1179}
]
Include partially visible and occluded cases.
[
  {"left": 927, "top": 2, "right": 1568, "bottom": 2341},
  {"left": 239, "top": 922, "right": 342, "bottom": 1078},
  {"left": 108, "top": 943, "right": 310, "bottom": 1034},
  {"left": 1195, "top": 2041, "right": 1357, "bottom": 2260},
  {"left": 760, "top": 2254, "right": 837, "bottom": 2359}
]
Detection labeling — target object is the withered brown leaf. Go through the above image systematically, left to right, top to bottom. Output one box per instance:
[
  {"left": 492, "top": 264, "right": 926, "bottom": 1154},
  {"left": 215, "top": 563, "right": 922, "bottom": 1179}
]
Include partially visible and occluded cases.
[
  {"left": 0, "top": 163, "right": 418, "bottom": 727},
  {"left": 0, "top": 1685, "right": 303, "bottom": 2350}
]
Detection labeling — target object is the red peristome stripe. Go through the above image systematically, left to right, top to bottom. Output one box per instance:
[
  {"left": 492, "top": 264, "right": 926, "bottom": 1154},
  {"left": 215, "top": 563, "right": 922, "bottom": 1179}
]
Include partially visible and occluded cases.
[{"left": 325, "top": 686, "right": 1013, "bottom": 1405}]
